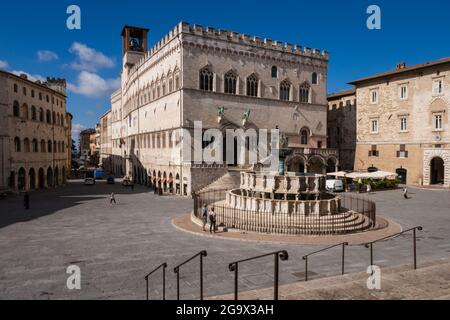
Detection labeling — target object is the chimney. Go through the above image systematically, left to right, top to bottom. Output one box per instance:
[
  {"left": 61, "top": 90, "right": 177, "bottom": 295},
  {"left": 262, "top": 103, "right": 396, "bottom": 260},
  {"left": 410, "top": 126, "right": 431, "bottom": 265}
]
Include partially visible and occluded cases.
[{"left": 396, "top": 62, "right": 406, "bottom": 70}]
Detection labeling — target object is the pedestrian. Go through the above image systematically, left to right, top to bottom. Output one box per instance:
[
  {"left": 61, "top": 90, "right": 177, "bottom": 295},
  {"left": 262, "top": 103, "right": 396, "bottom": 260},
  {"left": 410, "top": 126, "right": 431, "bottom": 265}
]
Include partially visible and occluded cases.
[
  {"left": 367, "top": 183, "right": 372, "bottom": 194},
  {"left": 403, "top": 187, "right": 408, "bottom": 199},
  {"left": 23, "top": 192, "right": 30, "bottom": 210},
  {"left": 110, "top": 192, "right": 116, "bottom": 204},
  {"left": 201, "top": 204, "right": 208, "bottom": 232},
  {"left": 209, "top": 207, "right": 217, "bottom": 234}
]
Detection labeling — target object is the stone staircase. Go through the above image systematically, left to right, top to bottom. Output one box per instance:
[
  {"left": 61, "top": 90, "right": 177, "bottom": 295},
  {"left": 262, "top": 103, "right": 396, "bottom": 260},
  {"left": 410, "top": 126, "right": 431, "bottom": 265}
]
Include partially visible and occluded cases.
[
  {"left": 199, "top": 170, "right": 242, "bottom": 193},
  {"left": 209, "top": 257, "right": 450, "bottom": 300}
]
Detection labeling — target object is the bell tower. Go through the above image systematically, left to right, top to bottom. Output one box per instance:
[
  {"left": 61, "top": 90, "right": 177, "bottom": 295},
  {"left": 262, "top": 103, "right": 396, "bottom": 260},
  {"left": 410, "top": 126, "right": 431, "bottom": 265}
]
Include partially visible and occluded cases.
[{"left": 121, "top": 26, "right": 149, "bottom": 69}]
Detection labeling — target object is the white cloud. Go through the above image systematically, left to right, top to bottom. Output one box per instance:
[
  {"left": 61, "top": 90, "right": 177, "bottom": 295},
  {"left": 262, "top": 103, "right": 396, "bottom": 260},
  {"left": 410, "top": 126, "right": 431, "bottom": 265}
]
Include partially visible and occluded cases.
[
  {"left": 69, "top": 42, "right": 115, "bottom": 72},
  {"left": 37, "top": 50, "right": 59, "bottom": 62},
  {"left": 0, "top": 60, "right": 8, "bottom": 70},
  {"left": 11, "top": 70, "right": 46, "bottom": 83},
  {"left": 68, "top": 71, "right": 120, "bottom": 98},
  {"left": 72, "top": 123, "right": 87, "bottom": 140}
]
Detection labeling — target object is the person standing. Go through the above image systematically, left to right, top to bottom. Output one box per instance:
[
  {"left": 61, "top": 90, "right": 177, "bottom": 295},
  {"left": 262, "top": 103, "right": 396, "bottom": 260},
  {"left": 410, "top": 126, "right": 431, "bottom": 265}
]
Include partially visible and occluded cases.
[
  {"left": 367, "top": 183, "right": 372, "bottom": 194},
  {"left": 403, "top": 187, "right": 408, "bottom": 199},
  {"left": 24, "top": 192, "right": 30, "bottom": 210},
  {"left": 110, "top": 192, "right": 116, "bottom": 204},
  {"left": 201, "top": 204, "right": 208, "bottom": 232},
  {"left": 209, "top": 207, "right": 217, "bottom": 234}
]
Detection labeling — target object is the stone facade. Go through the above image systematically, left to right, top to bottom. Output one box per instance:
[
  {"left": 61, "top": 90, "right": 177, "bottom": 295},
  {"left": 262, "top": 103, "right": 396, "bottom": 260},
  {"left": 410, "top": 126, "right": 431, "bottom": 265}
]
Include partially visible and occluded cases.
[
  {"left": 101, "top": 22, "right": 330, "bottom": 195},
  {"left": 350, "top": 58, "right": 450, "bottom": 187},
  {"left": 0, "top": 71, "right": 71, "bottom": 191},
  {"left": 327, "top": 89, "right": 356, "bottom": 170},
  {"left": 80, "top": 128, "right": 97, "bottom": 165}
]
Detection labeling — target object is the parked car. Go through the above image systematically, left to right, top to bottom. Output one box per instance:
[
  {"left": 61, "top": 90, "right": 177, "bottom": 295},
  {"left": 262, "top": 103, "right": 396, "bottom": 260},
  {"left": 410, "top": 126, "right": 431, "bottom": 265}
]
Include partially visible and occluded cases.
[
  {"left": 107, "top": 176, "right": 115, "bottom": 184},
  {"left": 84, "top": 177, "right": 96, "bottom": 186},
  {"left": 122, "top": 177, "right": 134, "bottom": 187},
  {"left": 326, "top": 179, "right": 344, "bottom": 192}
]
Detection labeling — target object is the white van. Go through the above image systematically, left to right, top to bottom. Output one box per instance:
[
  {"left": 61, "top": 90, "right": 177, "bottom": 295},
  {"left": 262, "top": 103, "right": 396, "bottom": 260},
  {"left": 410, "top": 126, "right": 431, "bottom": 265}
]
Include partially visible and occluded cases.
[{"left": 326, "top": 179, "right": 344, "bottom": 192}]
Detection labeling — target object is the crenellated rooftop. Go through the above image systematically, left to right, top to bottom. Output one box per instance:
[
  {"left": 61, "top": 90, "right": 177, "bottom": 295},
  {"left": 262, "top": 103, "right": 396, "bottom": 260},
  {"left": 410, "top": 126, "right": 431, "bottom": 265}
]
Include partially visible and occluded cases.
[{"left": 128, "top": 22, "right": 329, "bottom": 76}]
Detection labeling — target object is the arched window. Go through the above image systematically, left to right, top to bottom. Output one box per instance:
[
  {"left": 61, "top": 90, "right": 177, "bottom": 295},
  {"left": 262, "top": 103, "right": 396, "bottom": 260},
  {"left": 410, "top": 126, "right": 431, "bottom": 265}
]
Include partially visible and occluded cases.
[
  {"left": 271, "top": 66, "right": 278, "bottom": 78},
  {"left": 199, "top": 67, "right": 213, "bottom": 91},
  {"left": 224, "top": 71, "right": 237, "bottom": 94},
  {"left": 312, "top": 72, "right": 318, "bottom": 85},
  {"left": 246, "top": 74, "right": 258, "bottom": 97},
  {"left": 280, "top": 79, "right": 291, "bottom": 101},
  {"left": 299, "top": 82, "right": 311, "bottom": 103},
  {"left": 14, "top": 84, "right": 18, "bottom": 93},
  {"left": 13, "top": 101, "right": 20, "bottom": 117},
  {"left": 21, "top": 104, "right": 29, "bottom": 120},
  {"left": 31, "top": 106, "right": 37, "bottom": 120},
  {"left": 39, "top": 108, "right": 44, "bottom": 122},
  {"left": 52, "top": 111, "right": 56, "bottom": 124},
  {"left": 56, "top": 113, "right": 60, "bottom": 126},
  {"left": 61, "top": 115, "right": 64, "bottom": 126},
  {"left": 300, "top": 128, "right": 309, "bottom": 145},
  {"left": 14, "top": 137, "right": 21, "bottom": 152},
  {"left": 24, "top": 138, "right": 30, "bottom": 152},
  {"left": 32, "top": 139, "right": 38, "bottom": 152},
  {"left": 41, "top": 140, "right": 46, "bottom": 152},
  {"left": 48, "top": 140, "right": 52, "bottom": 153},
  {"left": 53, "top": 141, "right": 57, "bottom": 153},
  {"left": 61, "top": 141, "right": 65, "bottom": 153}
]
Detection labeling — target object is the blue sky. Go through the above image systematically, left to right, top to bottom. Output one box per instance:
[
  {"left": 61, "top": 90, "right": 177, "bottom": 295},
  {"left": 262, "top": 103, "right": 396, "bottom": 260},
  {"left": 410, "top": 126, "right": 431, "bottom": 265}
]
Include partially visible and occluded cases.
[{"left": 1, "top": 0, "right": 449, "bottom": 138}]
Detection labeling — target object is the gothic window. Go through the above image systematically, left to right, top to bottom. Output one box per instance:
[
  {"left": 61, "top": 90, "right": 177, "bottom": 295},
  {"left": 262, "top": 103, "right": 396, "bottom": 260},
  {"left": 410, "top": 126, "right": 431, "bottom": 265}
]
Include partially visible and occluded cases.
[
  {"left": 271, "top": 66, "right": 278, "bottom": 78},
  {"left": 199, "top": 67, "right": 213, "bottom": 91},
  {"left": 224, "top": 71, "right": 237, "bottom": 94},
  {"left": 312, "top": 72, "right": 318, "bottom": 85},
  {"left": 246, "top": 74, "right": 258, "bottom": 97},
  {"left": 175, "top": 75, "right": 180, "bottom": 90},
  {"left": 169, "top": 79, "right": 173, "bottom": 92},
  {"left": 280, "top": 79, "right": 291, "bottom": 101},
  {"left": 299, "top": 83, "right": 311, "bottom": 103},
  {"left": 14, "top": 84, "right": 18, "bottom": 93},
  {"left": 13, "top": 101, "right": 20, "bottom": 117},
  {"left": 21, "top": 104, "right": 29, "bottom": 120},
  {"left": 31, "top": 106, "right": 37, "bottom": 120},
  {"left": 39, "top": 108, "right": 44, "bottom": 122},
  {"left": 52, "top": 111, "right": 56, "bottom": 124},
  {"left": 300, "top": 128, "right": 309, "bottom": 145},
  {"left": 14, "top": 137, "right": 21, "bottom": 152},
  {"left": 24, "top": 138, "right": 30, "bottom": 152},
  {"left": 32, "top": 139, "right": 38, "bottom": 152},
  {"left": 41, "top": 140, "right": 46, "bottom": 152},
  {"left": 48, "top": 140, "right": 52, "bottom": 153}
]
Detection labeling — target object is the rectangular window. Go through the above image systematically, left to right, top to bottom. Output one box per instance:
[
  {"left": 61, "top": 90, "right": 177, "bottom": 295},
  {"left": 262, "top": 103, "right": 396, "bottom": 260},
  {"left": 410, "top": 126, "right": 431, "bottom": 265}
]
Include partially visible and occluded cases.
[
  {"left": 433, "top": 79, "right": 443, "bottom": 95},
  {"left": 399, "top": 85, "right": 408, "bottom": 100},
  {"left": 370, "top": 89, "right": 378, "bottom": 104},
  {"left": 434, "top": 114, "right": 443, "bottom": 130},
  {"left": 400, "top": 117, "right": 407, "bottom": 132},
  {"left": 371, "top": 119, "right": 379, "bottom": 133},
  {"left": 397, "top": 144, "right": 408, "bottom": 158},
  {"left": 368, "top": 145, "right": 379, "bottom": 157}
]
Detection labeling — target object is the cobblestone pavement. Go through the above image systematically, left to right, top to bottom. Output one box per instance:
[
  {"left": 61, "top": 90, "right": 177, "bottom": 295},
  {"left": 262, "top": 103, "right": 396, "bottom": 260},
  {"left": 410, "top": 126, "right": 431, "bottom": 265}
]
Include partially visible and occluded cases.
[{"left": 0, "top": 183, "right": 449, "bottom": 300}]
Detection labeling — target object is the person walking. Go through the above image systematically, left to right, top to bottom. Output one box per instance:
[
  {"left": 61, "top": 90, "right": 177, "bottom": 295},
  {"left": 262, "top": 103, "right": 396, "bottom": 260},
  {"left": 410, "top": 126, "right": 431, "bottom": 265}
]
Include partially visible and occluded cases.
[
  {"left": 403, "top": 187, "right": 408, "bottom": 199},
  {"left": 24, "top": 192, "right": 30, "bottom": 210},
  {"left": 110, "top": 192, "right": 116, "bottom": 204},
  {"left": 201, "top": 204, "right": 208, "bottom": 232},
  {"left": 209, "top": 207, "right": 217, "bottom": 234}
]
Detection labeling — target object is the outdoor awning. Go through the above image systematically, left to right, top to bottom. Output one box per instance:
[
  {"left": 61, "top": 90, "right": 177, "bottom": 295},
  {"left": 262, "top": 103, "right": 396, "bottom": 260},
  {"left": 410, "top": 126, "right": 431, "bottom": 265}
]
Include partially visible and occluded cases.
[
  {"left": 326, "top": 171, "right": 348, "bottom": 178},
  {"left": 345, "top": 171, "right": 398, "bottom": 179}
]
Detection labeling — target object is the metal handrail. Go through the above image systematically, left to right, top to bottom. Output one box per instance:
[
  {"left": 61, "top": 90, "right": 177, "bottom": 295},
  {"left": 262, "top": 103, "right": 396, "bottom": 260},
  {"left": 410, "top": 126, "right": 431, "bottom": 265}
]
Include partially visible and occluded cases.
[
  {"left": 364, "top": 226, "right": 423, "bottom": 269},
  {"left": 302, "top": 242, "right": 349, "bottom": 281},
  {"left": 173, "top": 250, "right": 208, "bottom": 300},
  {"left": 228, "top": 250, "right": 289, "bottom": 300},
  {"left": 144, "top": 263, "right": 167, "bottom": 300}
]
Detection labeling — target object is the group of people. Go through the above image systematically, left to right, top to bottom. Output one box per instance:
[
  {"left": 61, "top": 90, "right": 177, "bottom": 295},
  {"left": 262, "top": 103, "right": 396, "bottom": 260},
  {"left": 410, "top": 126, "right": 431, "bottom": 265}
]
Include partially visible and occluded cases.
[{"left": 201, "top": 204, "right": 217, "bottom": 233}]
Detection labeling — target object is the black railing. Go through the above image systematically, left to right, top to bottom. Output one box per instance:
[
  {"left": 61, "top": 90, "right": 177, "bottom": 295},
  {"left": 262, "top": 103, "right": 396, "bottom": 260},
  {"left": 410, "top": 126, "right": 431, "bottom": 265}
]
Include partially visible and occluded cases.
[
  {"left": 364, "top": 226, "right": 423, "bottom": 269},
  {"left": 302, "top": 242, "right": 348, "bottom": 281},
  {"left": 173, "top": 250, "right": 208, "bottom": 300},
  {"left": 228, "top": 250, "right": 289, "bottom": 300},
  {"left": 144, "top": 263, "right": 167, "bottom": 300}
]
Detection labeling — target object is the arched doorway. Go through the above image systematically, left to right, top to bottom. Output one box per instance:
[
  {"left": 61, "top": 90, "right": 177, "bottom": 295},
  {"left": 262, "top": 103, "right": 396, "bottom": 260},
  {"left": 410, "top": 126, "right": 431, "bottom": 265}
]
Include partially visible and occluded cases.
[
  {"left": 288, "top": 156, "right": 305, "bottom": 173},
  {"left": 307, "top": 156, "right": 326, "bottom": 174},
  {"left": 327, "top": 157, "right": 338, "bottom": 173},
  {"left": 430, "top": 157, "right": 445, "bottom": 185},
  {"left": 47, "top": 167, "right": 53, "bottom": 187},
  {"left": 54, "top": 167, "right": 59, "bottom": 186},
  {"left": 18, "top": 168, "right": 26, "bottom": 191},
  {"left": 29, "top": 168, "right": 36, "bottom": 190},
  {"left": 38, "top": 168, "right": 45, "bottom": 189},
  {"left": 396, "top": 168, "right": 407, "bottom": 184}
]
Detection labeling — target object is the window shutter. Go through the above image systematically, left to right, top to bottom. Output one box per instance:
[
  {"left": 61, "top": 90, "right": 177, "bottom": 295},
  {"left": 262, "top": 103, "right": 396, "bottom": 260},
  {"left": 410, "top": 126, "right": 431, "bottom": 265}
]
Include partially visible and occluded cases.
[
  {"left": 368, "top": 151, "right": 372, "bottom": 157},
  {"left": 396, "top": 151, "right": 400, "bottom": 158},
  {"left": 405, "top": 151, "right": 409, "bottom": 158}
]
